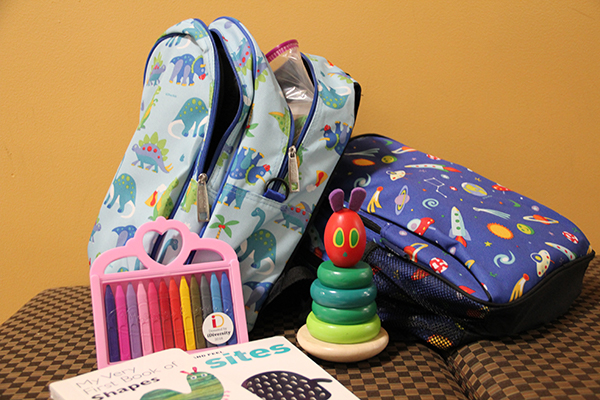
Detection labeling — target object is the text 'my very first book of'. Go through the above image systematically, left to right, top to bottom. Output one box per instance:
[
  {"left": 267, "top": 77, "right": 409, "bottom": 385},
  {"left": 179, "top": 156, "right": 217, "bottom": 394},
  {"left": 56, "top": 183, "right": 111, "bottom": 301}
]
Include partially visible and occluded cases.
[{"left": 49, "top": 336, "right": 359, "bottom": 399}]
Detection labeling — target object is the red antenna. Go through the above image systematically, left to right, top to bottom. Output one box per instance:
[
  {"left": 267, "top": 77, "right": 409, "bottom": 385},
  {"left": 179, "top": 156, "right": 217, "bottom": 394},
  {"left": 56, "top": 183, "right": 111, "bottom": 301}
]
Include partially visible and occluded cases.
[{"left": 180, "top": 367, "right": 198, "bottom": 375}]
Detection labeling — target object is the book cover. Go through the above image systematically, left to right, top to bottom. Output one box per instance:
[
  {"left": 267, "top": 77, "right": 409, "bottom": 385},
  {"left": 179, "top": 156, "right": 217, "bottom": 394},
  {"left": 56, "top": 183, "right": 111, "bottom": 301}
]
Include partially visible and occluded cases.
[{"left": 50, "top": 337, "right": 359, "bottom": 399}]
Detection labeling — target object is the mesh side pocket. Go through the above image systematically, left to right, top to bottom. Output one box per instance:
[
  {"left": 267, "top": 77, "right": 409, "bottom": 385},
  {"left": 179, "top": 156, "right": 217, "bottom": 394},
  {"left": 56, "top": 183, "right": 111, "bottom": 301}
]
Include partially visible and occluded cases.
[{"left": 367, "top": 246, "right": 486, "bottom": 349}]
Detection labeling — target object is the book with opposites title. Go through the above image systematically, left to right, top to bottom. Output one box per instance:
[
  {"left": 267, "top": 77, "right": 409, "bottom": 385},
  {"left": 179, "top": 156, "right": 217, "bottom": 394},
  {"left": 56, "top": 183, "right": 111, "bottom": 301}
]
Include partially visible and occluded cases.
[{"left": 50, "top": 336, "right": 359, "bottom": 399}]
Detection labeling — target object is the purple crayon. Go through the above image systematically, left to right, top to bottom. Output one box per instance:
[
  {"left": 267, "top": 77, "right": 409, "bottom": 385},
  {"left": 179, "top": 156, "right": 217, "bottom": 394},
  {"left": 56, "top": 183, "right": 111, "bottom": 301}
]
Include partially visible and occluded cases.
[{"left": 104, "top": 285, "right": 120, "bottom": 362}]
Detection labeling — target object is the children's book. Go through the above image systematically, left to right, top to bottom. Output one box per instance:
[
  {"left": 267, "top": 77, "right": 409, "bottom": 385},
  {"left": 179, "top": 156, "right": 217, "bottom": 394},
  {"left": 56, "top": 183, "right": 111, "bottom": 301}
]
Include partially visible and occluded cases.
[{"left": 50, "top": 336, "right": 359, "bottom": 399}]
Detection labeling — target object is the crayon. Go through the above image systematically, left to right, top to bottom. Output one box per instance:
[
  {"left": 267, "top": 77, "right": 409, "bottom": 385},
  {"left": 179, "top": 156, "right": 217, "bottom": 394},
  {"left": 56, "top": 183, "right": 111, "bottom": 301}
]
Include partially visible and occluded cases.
[
  {"left": 209, "top": 273, "right": 226, "bottom": 347},
  {"left": 210, "top": 273, "right": 223, "bottom": 313},
  {"left": 220, "top": 273, "right": 237, "bottom": 345},
  {"left": 200, "top": 274, "right": 215, "bottom": 347},
  {"left": 200, "top": 274, "right": 213, "bottom": 319},
  {"left": 190, "top": 275, "right": 206, "bottom": 349},
  {"left": 179, "top": 277, "right": 196, "bottom": 350},
  {"left": 169, "top": 278, "right": 186, "bottom": 350},
  {"left": 159, "top": 280, "right": 174, "bottom": 349},
  {"left": 147, "top": 281, "right": 164, "bottom": 352},
  {"left": 137, "top": 282, "right": 153, "bottom": 356},
  {"left": 126, "top": 283, "right": 142, "bottom": 359},
  {"left": 104, "top": 285, "right": 120, "bottom": 362},
  {"left": 115, "top": 285, "right": 131, "bottom": 360}
]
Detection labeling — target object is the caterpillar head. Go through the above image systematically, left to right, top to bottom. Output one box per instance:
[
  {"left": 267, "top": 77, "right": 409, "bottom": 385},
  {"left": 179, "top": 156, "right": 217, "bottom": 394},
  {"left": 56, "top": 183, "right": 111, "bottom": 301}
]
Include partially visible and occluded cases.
[{"left": 324, "top": 188, "right": 367, "bottom": 267}]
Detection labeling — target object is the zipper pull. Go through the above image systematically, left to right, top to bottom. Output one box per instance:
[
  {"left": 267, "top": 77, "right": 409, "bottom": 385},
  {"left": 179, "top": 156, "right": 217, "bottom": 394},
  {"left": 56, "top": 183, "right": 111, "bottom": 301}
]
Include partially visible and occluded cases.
[
  {"left": 288, "top": 146, "right": 300, "bottom": 193},
  {"left": 196, "top": 173, "right": 210, "bottom": 222}
]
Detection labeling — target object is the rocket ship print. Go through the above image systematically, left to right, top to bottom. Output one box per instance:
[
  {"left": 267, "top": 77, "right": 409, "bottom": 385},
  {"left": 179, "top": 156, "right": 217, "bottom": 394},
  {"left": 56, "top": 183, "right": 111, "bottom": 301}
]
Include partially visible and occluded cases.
[
  {"left": 405, "top": 164, "right": 461, "bottom": 173},
  {"left": 367, "top": 186, "right": 383, "bottom": 213},
  {"left": 449, "top": 207, "right": 471, "bottom": 247},
  {"left": 509, "top": 274, "right": 530, "bottom": 301}
]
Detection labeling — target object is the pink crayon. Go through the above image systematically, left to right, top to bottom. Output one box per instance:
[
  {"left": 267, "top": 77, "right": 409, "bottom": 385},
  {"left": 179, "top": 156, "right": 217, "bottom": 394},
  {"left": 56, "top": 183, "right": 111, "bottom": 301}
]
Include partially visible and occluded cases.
[
  {"left": 147, "top": 281, "right": 164, "bottom": 352},
  {"left": 137, "top": 282, "right": 153, "bottom": 356},
  {"left": 126, "top": 283, "right": 142, "bottom": 359},
  {"left": 114, "top": 285, "right": 131, "bottom": 361}
]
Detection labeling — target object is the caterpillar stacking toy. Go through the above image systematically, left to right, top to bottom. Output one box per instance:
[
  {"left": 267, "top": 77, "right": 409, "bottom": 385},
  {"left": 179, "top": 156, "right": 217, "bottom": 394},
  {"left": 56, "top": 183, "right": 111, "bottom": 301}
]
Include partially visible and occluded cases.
[{"left": 297, "top": 188, "right": 389, "bottom": 362}]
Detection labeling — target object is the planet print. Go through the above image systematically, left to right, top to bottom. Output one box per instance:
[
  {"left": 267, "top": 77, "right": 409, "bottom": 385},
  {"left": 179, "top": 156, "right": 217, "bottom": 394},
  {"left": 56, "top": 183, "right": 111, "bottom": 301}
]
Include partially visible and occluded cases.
[
  {"left": 462, "top": 182, "right": 487, "bottom": 197},
  {"left": 394, "top": 185, "right": 410, "bottom": 215},
  {"left": 523, "top": 214, "right": 559, "bottom": 225},
  {"left": 487, "top": 223, "right": 514, "bottom": 239},
  {"left": 516, "top": 223, "right": 535, "bottom": 235}
]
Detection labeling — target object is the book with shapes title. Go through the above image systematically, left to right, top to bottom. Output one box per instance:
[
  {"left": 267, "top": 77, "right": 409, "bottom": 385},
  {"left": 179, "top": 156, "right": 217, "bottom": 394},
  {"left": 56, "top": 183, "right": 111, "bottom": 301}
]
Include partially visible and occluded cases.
[{"left": 50, "top": 336, "right": 359, "bottom": 399}]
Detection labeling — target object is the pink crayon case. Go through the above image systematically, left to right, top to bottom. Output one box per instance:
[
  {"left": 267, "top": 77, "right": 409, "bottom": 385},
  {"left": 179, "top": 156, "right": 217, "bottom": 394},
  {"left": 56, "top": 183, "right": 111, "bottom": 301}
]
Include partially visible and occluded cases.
[{"left": 90, "top": 217, "right": 248, "bottom": 368}]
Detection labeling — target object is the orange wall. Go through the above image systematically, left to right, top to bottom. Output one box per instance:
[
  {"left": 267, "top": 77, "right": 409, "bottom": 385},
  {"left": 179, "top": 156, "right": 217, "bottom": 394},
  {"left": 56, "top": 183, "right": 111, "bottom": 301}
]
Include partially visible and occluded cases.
[{"left": 1, "top": 1, "right": 599, "bottom": 323}]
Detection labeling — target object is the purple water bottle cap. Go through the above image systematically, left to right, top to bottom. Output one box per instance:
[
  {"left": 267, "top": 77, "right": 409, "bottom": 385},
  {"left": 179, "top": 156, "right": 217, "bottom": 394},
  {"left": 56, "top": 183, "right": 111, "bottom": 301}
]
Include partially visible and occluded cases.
[{"left": 266, "top": 39, "right": 299, "bottom": 63}]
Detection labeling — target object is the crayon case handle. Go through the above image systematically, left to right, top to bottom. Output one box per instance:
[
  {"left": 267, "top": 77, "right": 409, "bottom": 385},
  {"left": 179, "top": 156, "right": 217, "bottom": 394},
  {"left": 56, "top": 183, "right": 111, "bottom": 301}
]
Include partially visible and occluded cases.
[{"left": 90, "top": 217, "right": 237, "bottom": 276}]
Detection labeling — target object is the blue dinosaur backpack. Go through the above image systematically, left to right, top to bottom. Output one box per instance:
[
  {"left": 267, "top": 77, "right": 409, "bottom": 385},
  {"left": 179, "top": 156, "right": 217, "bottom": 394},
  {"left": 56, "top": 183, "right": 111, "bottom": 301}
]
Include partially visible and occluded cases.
[
  {"left": 88, "top": 17, "right": 360, "bottom": 330},
  {"left": 302, "top": 134, "right": 594, "bottom": 349}
]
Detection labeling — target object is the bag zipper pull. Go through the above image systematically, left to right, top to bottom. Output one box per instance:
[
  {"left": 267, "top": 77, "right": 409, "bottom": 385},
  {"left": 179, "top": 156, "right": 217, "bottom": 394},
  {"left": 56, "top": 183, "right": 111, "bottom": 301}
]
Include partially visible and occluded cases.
[
  {"left": 288, "top": 145, "right": 300, "bottom": 193},
  {"left": 196, "top": 173, "right": 210, "bottom": 222}
]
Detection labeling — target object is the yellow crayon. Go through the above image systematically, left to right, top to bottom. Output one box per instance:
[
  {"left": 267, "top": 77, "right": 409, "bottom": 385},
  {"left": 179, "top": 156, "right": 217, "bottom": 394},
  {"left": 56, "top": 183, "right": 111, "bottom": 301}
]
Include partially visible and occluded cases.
[{"left": 179, "top": 276, "right": 196, "bottom": 350}]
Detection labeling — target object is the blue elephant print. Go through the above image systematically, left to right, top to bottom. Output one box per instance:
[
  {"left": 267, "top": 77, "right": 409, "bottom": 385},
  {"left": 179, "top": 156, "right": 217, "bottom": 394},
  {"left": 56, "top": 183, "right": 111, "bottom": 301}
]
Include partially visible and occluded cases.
[{"left": 217, "top": 183, "right": 248, "bottom": 209}]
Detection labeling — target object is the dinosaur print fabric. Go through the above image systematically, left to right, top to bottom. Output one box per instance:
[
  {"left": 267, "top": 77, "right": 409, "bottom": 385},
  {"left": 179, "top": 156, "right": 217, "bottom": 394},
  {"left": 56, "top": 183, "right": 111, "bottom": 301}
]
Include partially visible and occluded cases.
[{"left": 88, "top": 17, "right": 360, "bottom": 332}]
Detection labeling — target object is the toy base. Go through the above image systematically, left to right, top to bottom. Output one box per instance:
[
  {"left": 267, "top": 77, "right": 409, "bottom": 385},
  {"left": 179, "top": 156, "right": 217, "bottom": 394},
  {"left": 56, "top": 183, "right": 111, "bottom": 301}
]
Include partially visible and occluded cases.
[{"left": 296, "top": 324, "right": 389, "bottom": 363}]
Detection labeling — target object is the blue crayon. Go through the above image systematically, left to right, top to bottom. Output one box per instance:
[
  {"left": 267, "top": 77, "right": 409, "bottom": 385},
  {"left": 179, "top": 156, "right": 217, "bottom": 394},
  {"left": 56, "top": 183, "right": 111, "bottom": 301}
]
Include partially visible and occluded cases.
[
  {"left": 220, "top": 272, "right": 237, "bottom": 345},
  {"left": 210, "top": 273, "right": 223, "bottom": 313},
  {"left": 210, "top": 273, "right": 225, "bottom": 347},
  {"left": 126, "top": 283, "right": 142, "bottom": 359},
  {"left": 104, "top": 285, "right": 120, "bottom": 362}
]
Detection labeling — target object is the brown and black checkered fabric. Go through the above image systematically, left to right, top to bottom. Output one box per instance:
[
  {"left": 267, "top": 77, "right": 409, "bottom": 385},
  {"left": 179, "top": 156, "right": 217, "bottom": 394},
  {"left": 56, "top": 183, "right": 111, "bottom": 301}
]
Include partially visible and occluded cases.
[
  {"left": 0, "top": 257, "right": 598, "bottom": 399},
  {"left": 447, "top": 257, "right": 600, "bottom": 399},
  {"left": 0, "top": 287, "right": 97, "bottom": 399},
  {"left": 250, "top": 291, "right": 468, "bottom": 400}
]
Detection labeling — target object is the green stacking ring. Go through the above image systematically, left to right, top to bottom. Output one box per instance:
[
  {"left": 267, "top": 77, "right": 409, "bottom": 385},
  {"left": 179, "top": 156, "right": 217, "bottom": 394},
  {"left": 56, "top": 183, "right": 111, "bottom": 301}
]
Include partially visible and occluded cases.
[
  {"left": 317, "top": 260, "right": 372, "bottom": 289},
  {"left": 310, "top": 279, "right": 377, "bottom": 309},
  {"left": 312, "top": 301, "right": 377, "bottom": 325},
  {"left": 306, "top": 312, "right": 381, "bottom": 344}
]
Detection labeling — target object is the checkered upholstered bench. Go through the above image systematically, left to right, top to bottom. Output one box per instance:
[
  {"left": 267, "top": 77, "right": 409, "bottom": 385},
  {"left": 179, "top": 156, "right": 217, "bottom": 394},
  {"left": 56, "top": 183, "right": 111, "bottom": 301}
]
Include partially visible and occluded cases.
[{"left": 1, "top": 257, "right": 598, "bottom": 399}]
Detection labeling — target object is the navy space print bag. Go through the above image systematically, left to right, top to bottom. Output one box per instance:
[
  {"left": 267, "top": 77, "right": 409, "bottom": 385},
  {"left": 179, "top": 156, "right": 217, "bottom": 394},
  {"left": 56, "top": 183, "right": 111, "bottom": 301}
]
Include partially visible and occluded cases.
[{"left": 306, "top": 134, "right": 594, "bottom": 350}]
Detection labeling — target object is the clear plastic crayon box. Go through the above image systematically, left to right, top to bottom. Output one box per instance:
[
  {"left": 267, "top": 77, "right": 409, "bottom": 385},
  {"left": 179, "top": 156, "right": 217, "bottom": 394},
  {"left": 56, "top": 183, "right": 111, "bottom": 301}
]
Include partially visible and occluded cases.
[{"left": 90, "top": 217, "right": 248, "bottom": 368}]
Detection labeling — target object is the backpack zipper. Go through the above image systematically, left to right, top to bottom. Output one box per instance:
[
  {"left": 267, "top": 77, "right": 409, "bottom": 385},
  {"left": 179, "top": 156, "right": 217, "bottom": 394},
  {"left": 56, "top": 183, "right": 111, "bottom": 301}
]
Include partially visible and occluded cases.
[
  {"left": 272, "top": 54, "right": 318, "bottom": 196},
  {"left": 287, "top": 145, "right": 300, "bottom": 193},
  {"left": 196, "top": 173, "right": 210, "bottom": 222}
]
